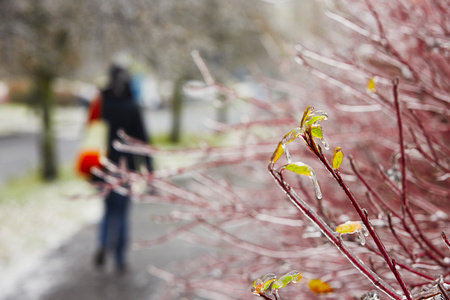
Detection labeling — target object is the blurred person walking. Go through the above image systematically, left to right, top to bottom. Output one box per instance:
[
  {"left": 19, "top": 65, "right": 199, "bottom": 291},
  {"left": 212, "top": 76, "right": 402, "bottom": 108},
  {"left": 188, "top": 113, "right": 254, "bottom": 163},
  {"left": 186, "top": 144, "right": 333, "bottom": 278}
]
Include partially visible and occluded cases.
[{"left": 91, "top": 64, "right": 153, "bottom": 274}]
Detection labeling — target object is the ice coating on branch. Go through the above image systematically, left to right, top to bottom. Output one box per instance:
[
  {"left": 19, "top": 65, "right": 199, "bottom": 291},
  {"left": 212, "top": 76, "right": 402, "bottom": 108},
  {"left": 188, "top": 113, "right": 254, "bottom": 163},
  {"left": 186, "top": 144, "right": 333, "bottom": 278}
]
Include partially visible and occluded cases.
[
  {"left": 294, "top": 56, "right": 304, "bottom": 66},
  {"left": 299, "top": 106, "right": 330, "bottom": 150},
  {"left": 271, "top": 107, "right": 330, "bottom": 168},
  {"left": 301, "top": 107, "right": 328, "bottom": 129},
  {"left": 305, "top": 110, "right": 328, "bottom": 127},
  {"left": 282, "top": 127, "right": 301, "bottom": 145},
  {"left": 278, "top": 128, "right": 302, "bottom": 165},
  {"left": 320, "top": 134, "right": 330, "bottom": 150},
  {"left": 282, "top": 143, "right": 292, "bottom": 163},
  {"left": 386, "top": 152, "right": 402, "bottom": 184},
  {"left": 282, "top": 162, "right": 322, "bottom": 200},
  {"left": 386, "top": 165, "right": 402, "bottom": 185},
  {"left": 310, "top": 171, "right": 323, "bottom": 200},
  {"left": 336, "top": 221, "right": 368, "bottom": 245},
  {"left": 357, "top": 229, "right": 367, "bottom": 246},
  {"left": 272, "top": 270, "right": 302, "bottom": 290},
  {"left": 286, "top": 270, "right": 301, "bottom": 284},
  {"left": 252, "top": 271, "right": 302, "bottom": 298},
  {"left": 252, "top": 273, "right": 276, "bottom": 295},
  {"left": 409, "top": 278, "right": 449, "bottom": 300},
  {"left": 360, "top": 290, "right": 380, "bottom": 300}
]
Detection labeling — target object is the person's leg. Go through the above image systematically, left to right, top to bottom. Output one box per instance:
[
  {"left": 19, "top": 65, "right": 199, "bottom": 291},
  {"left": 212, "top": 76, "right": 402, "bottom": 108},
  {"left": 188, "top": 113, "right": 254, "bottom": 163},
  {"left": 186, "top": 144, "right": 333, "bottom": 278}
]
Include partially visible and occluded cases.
[
  {"left": 107, "top": 192, "right": 122, "bottom": 249},
  {"left": 116, "top": 194, "right": 130, "bottom": 272},
  {"left": 94, "top": 196, "right": 111, "bottom": 268},
  {"left": 100, "top": 197, "right": 111, "bottom": 249}
]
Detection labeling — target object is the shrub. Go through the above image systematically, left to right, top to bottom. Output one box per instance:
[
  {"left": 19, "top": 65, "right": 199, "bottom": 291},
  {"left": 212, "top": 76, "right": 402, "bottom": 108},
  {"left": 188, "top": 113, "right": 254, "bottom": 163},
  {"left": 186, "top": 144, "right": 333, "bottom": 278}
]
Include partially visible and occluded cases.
[{"left": 94, "top": 1, "right": 449, "bottom": 299}]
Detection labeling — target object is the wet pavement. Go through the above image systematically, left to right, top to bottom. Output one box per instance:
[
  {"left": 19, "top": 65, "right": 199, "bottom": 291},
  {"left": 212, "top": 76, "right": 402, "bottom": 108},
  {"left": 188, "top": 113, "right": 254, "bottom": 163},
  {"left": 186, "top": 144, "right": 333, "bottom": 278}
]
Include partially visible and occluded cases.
[{"left": 2, "top": 202, "right": 211, "bottom": 300}]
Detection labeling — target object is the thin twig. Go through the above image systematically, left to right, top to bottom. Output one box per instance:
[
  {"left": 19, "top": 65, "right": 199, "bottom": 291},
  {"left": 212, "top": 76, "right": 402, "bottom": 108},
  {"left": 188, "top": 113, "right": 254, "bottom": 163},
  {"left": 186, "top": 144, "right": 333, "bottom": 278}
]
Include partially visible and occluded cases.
[
  {"left": 393, "top": 78, "right": 446, "bottom": 260},
  {"left": 393, "top": 78, "right": 408, "bottom": 211},
  {"left": 410, "top": 111, "right": 439, "bottom": 162},
  {"left": 304, "top": 130, "right": 412, "bottom": 300},
  {"left": 350, "top": 158, "right": 400, "bottom": 219},
  {"left": 268, "top": 161, "right": 402, "bottom": 300},
  {"left": 387, "top": 214, "right": 415, "bottom": 261},
  {"left": 443, "top": 232, "right": 450, "bottom": 251}
]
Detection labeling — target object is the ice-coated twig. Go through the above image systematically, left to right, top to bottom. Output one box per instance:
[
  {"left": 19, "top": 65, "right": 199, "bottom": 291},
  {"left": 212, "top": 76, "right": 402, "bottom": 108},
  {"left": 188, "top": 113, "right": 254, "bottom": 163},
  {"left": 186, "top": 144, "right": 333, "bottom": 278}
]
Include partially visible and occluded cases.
[
  {"left": 363, "top": 0, "right": 419, "bottom": 83},
  {"left": 324, "top": 10, "right": 381, "bottom": 43},
  {"left": 191, "top": 50, "right": 216, "bottom": 86},
  {"left": 393, "top": 78, "right": 446, "bottom": 261},
  {"left": 393, "top": 78, "right": 407, "bottom": 211},
  {"left": 410, "top": 110, "right": 441, "bottom": 163},
  {"left": 409, "top": 128, "right": 450, "bottom": 174},
  {"left": 303, "top": 129, "right": 412, "bottom": 300},
  {"left": 350, "top": 158, "right": 401, "bottom": 219},
  {"left": 353, "top": 158, "right": 446, "bottom": 266},
  {"left": 268, "top": 163, "right": 402, "bottom": 299},
  {"left": 387, "top": 214, "right": 415, "bottom": 261},
  {"left": 199, "top": 219, "right": 327, "bottom": 259},
  {"left": 133, "top": 220, "right": 201, "bottom": 250},
  {"left": 443, "top": 232, "right": 450, "bottom": 251},
  {"left": 394, "top": 261, "right": 436, "bottom": 282}
]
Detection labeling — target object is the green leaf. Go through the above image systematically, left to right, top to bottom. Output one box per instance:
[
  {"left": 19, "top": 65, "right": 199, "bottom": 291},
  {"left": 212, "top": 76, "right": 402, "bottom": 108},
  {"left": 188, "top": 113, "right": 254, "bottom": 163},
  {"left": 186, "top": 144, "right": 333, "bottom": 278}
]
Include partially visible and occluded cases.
[
  {"left": 300, "top": 106, "right": 314, "bottom": 129},
  {"left": 305, "top": 111, "right": 328, "bottom": 127},
  {"left": 310, "top": 126, "right": 323, "bottom": 139},
  {"left": 270, "top": 142, "right": 284, "bottom": 164},
  {"left": 332, "top": 147, "right": 343, "bottom": 170},
  {"left": 284, "top": 163, "right": 322, "bottom": 199},
  {"left": 285, "top": 163, "right": 312, "bottom": 176},
  {"left": 287, "top": 270, "right": 301, "bottom": 283},
  {"left": 272, "top": 271, "right": 302, "bottom": 290},
  {"left": 252, "top": 273, "right": 277, "bottom": 295},
  {"left": 261, "top": 273, "right": 276, "bottom": 292},
  {"left": 272, "top": 275, "right": 291, "bottom": 290},
  {"left": 263, "top": 278, "right": 275, "bottom": 292}
]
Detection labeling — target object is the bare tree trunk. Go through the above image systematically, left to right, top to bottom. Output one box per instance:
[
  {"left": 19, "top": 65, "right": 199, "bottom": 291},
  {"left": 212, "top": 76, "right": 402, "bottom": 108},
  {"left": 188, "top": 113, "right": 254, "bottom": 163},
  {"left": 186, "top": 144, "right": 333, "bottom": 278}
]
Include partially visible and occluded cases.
[
  {"left": 35, "top": 73, "right": 57, "bottom": 181},
  {"left": 170, "top": 78, "right": 184, "bottom": 143}
]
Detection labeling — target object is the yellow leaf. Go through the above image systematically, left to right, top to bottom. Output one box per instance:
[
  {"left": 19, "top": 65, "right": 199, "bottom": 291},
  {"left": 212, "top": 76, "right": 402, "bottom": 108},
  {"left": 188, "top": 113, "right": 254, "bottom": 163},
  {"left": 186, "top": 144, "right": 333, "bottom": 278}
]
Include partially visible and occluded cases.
[
  {"left": 367, "top": 77, "right": 376, "bottom": 93},
  {"left": 300, "top": 106, "right": 314, "bottom": 128},
  {"left": 282, "top": 128, "right": 301, "bottom": 145},
  {"left": 270, "top": 142, "right": 284, "bottom": 164},
  {"left": 332, "top": 147, "right": 343, "bottom": 170},
  {"left": 336, "top": 221, "right": 363, "bottom": 234},
  {"left": 252, "top": 279, "right": 263, "bottom": 294},
  {"left": 308, "top": 279, "right": 334, "bottom": 294}
]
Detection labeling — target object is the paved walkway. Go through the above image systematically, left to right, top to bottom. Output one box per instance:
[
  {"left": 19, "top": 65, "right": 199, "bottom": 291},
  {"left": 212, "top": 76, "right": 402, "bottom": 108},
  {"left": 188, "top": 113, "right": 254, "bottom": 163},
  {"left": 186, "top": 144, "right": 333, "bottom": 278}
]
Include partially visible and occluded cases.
[{"left": 2, "top": 201, "right": 211, "bottom": 300}]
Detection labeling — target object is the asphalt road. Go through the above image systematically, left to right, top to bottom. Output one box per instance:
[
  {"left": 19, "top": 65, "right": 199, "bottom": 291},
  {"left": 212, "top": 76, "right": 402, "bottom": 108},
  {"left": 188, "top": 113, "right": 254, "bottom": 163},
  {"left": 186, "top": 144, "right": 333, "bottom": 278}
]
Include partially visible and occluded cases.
[
  {"left": 0, "top": 100, "right": 245, "bottom": 187},
  {"left": 0, "top": 133, "right": 80, "bottom": 187}
]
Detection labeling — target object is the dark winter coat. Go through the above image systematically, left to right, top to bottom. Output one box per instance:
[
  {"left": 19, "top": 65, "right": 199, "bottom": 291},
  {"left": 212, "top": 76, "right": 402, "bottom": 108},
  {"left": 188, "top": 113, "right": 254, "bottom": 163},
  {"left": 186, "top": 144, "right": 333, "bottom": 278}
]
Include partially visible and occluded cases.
[{"left": 101, "top": 88, "right": 153, "bottom": 172}]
